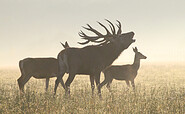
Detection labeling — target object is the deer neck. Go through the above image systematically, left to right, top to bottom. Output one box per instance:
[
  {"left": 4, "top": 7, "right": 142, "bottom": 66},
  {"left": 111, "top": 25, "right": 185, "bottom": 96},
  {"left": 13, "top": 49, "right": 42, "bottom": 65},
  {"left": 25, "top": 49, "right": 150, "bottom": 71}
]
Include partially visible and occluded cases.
[
  {"left": 102, "top": 43, "right": 124, "bottom": 66},
  {"left": 132, "top": 55, "right": 140, "bottom": 70}
]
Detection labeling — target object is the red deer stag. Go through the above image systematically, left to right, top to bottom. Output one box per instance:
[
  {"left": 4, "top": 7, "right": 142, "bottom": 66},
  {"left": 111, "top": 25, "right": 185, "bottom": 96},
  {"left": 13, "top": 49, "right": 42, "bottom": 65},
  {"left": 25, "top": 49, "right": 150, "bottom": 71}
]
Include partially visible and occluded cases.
[
  {"left": 54, "top": 20, "right": 135, "bottom": 98},
  {"left": 17, "top": 42, "right": 69, "bottom": 92},
  {"left": 99, "top": 47, "right": 147, "bottom": 91}
]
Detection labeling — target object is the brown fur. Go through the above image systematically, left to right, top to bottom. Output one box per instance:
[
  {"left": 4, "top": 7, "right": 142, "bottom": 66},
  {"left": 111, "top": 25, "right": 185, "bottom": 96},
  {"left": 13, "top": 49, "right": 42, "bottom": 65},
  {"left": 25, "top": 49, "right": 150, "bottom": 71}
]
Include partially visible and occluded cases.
[
  {"left": 54, "top": 30, "right": 135, "bottom": 98},
  {"left": 17, "top": 42, "right": 70, "bottom": 92},
  {"left": 99, "top": 47, "right": 147, "bottom": 91}
]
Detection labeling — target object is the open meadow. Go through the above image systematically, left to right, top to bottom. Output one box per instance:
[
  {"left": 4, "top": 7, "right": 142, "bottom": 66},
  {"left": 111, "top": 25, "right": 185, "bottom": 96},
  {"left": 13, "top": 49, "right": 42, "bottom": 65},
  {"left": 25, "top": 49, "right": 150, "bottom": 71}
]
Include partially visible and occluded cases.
[{"left": 0, "top": 63, "right": 184, "bottom": 113}]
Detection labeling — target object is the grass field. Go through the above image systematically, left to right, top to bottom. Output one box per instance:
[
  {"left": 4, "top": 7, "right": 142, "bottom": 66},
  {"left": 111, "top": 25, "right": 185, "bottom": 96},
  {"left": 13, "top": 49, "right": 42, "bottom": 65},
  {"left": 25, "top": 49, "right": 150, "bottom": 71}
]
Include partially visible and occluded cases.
[{"left": 0, "top": 64, "right": 184, "bottom": 113}]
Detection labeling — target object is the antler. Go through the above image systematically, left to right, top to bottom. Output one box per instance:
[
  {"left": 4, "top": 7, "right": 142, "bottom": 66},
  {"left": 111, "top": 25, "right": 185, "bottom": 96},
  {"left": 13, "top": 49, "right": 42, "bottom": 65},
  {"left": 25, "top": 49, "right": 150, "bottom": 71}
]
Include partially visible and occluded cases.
[
  {"left": 105, "top": 19, "right": 116, "bottom": 35},
  {"left": 78, "top": 20, "right": 122, "bottom": 45},
  {"left": 116, "top": 20, "right": 122, "bottom": 34},
  {"left": 97, "top": 21, "right": 112, "bottom": 36},
  {"left": 83, "top": 24, "right": 104, "bottom": 37},
  {"left": 78, "top": 30, "right": 106, "bottom": 44}
]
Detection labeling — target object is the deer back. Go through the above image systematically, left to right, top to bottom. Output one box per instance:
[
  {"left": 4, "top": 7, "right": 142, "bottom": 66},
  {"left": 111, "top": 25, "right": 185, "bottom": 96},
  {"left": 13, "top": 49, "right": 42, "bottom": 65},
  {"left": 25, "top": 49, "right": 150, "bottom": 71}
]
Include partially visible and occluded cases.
[{"left": 19, "top": 58, "right": 58, "bottom": 78}]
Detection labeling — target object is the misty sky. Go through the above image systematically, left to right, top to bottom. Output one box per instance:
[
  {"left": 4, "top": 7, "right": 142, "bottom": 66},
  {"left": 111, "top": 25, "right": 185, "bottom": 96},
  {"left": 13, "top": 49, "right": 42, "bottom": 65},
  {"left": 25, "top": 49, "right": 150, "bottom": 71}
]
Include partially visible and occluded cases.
[{"left": 0, "top": 0, "right": 185, "bottom": 67}]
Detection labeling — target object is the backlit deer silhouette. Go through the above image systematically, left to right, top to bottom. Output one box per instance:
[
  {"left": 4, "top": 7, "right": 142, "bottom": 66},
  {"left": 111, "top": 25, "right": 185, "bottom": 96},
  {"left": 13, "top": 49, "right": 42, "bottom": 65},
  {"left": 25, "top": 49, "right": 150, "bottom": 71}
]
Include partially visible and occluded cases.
[
  {"left": 54, "top": 20, "right": 135, "bottom": 98},
  {"left": 17, "top": 42, "right": 69, "bottom": 92},
  {"left": 99, "top": 47, "right": 147, "bottom": 91}
]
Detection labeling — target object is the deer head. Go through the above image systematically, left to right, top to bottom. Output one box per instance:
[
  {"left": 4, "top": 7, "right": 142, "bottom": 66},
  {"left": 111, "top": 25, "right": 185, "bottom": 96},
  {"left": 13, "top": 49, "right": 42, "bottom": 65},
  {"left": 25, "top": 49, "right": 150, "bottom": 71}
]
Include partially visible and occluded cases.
[
  {"left": 78, "top": 19, "right": 135, "bottom": 49},
  {"left": 133, "top": 47, "right": 147, "bottom": 59}
]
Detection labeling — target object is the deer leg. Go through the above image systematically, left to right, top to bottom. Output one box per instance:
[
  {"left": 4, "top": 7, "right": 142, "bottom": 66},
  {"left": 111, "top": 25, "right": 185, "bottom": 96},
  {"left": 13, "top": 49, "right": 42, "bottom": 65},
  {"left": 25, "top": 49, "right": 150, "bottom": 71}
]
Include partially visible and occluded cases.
[
  {"left": 54, "top": 58, "right": 66, "bottom": 95},
  {"left": 54, "top": 71, "right": 65, "bottom": 95},
  {"left": 65, "top": 72, "right": 76, "bottom": 96},
  {"left": 94, "top": 73, "right": 102, "bottom": 99},
  {"left": 17, "top": 75, "right": 25, "bottom": 92},
  {"left": 19, "top": 75, "right": 31, "bottom": 93},
  {"left": 90, "top": 75, "right": 95, "bottom": 96},
  {"left": 99, "top": 76, "right": 108, "bottom": 89},
  {"left": 45, "top": 78, "right": 49, "bottom": 91},
  {"left": 60, "top": 79, "right": 65, "bottom": 89},
  {"left": 106, "top": 79, "right": 113, "bottom": 93},
  {"left": 125, "top": 80, "right": 130, "bottom": 91},
  {"left": 125, "top": 80, "right": 130, "bottom": 87},
  {"left": 126, "top": 80, "right": 130, "bottom": 89},
  {"left": 131, "top": 80, "right": 135, "bottom": 90}
]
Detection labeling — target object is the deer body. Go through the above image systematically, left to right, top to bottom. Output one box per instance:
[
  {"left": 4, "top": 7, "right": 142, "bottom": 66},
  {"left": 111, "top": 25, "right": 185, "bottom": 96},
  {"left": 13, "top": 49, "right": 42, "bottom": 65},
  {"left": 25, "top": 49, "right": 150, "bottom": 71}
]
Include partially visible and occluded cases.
[
  {"left": 54, "top": 20, "right": 135, "bottom": 98},
  {"left": 17, "top": 42, "right": 69, "bottom": 92},
  {"left": 63, "top": 43, "right": 127, "bottom": 75},
  {"left": 100, "top": 47, "right": 147, "bottom": 90},
  {"left": 17, "top": 58, "right": 62, "bottom": 92},
  {"left": 19, "top": 58, "right": 58, "bottom": 79},
  {"left": 103, "top": 65, "right": 137, "bottom": 81}
]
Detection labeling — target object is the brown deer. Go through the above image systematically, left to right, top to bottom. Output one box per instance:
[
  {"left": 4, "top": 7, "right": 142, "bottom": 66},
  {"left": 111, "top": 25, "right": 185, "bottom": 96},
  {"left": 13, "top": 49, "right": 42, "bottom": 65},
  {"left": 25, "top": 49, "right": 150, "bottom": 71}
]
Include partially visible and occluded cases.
[
  {"left": 54, "top": 20, "right": 135, "bottom": 98},
  {"left": 17, "top": 42, "right": 69, "bottom": 92},
  {"left": 99, "top": 47, "right": 147, "bottom": 91}
]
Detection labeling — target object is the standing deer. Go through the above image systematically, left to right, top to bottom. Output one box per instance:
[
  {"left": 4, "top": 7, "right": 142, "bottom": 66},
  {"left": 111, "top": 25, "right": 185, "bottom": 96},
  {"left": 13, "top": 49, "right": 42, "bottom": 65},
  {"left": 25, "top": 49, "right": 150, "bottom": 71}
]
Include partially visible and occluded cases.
[
  {"left": 54, "top": 20, "right": 135, "bottom": 98},
  {"left": 17, "top": 42, "right": 69, "bottom": 92},
  {"left": 99, "top": 47, "right": 147, "bottom": 91}
]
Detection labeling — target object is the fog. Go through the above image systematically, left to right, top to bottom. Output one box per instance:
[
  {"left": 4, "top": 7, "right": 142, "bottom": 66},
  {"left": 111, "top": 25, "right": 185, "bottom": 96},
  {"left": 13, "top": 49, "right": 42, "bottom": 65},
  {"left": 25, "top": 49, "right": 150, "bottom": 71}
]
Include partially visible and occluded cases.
[{"left": 0, "top": 0, "right": 185, "bottom": 67}]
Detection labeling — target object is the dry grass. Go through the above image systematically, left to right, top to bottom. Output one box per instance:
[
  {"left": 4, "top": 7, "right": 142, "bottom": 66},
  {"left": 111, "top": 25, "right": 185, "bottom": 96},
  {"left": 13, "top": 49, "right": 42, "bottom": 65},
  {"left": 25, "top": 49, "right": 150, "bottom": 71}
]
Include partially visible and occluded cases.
[{"left": 0, "top": 64, "right": 184, "bottom": 113}]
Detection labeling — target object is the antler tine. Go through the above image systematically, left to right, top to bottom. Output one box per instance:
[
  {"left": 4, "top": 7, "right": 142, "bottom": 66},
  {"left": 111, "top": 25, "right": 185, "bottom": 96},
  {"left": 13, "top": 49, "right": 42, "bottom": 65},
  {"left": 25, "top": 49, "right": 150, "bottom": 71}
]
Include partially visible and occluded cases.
[
  {"left": 105, "top": 19, "right": 116, "bottom": 35},
  {"left": 78, "top": 20, "right": 116, "bottom": 45},
  {"left": 116, "top": 20, "right": 122, "bottom": 34},
  {"left": 97, "top": 21, "right": 112, "bottom": 36},
  {"left": 82, "top": 24, "right": 91, "bottom": 30},
  {"left": 84, "top": 24, "right": 104, "bottom": 37},
  {"left": 108, "top": 25, "right": 114, "bottom": 35},
  {"left": 78, "top": 30, "right": 88, "bottom": 37},
  {"left": 79, "top": 30, "right": 102, "bottom": 41},
  {"left": 79, "top": 30, "right": 94, "bottom": 39},
  {"left": 78, "top": 38, "right": 107, "bottom": 45},
  {"left": 92, "top": 38, "right": 106, "bottom": 43},
  {"left": 78, "top": 40, "right": 90, "bottom": 45}
]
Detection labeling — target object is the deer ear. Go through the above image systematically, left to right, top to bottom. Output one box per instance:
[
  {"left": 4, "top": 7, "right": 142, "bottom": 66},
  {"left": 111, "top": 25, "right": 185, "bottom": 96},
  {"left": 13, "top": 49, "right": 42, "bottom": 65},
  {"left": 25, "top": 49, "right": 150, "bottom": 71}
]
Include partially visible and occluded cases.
[
  {"left": 65, "top": 41, "right": 69, "bottom": 48},
  {"left": 60, "top": 42, "right": 65, "bottom": 48},
  {"left": 133, "top": 47, "right": 136, "bottom": 52},
  {"left": 135, "top": 47, "right": 138, "bottom": 52}
]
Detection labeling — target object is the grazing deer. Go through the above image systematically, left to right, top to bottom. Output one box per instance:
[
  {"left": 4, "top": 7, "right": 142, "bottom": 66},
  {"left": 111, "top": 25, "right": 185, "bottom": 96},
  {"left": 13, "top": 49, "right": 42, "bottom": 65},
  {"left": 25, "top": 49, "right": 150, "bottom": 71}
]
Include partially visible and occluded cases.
[
  {"left": 54, "top": 20, "right": 135, "bottom": 98},
  {"left": 17, "top": 42, "right": 69, "bottom": 92},
  {"left": 99, "top": 47, "right": 147, "bottom": 91}
]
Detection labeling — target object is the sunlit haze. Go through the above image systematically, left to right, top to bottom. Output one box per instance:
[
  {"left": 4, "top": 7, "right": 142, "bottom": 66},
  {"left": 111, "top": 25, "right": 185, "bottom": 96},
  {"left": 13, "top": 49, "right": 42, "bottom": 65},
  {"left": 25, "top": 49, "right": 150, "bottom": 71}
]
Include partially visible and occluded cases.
[{"left": 0, "top": 0, "right": 185, "bottom": 67}]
